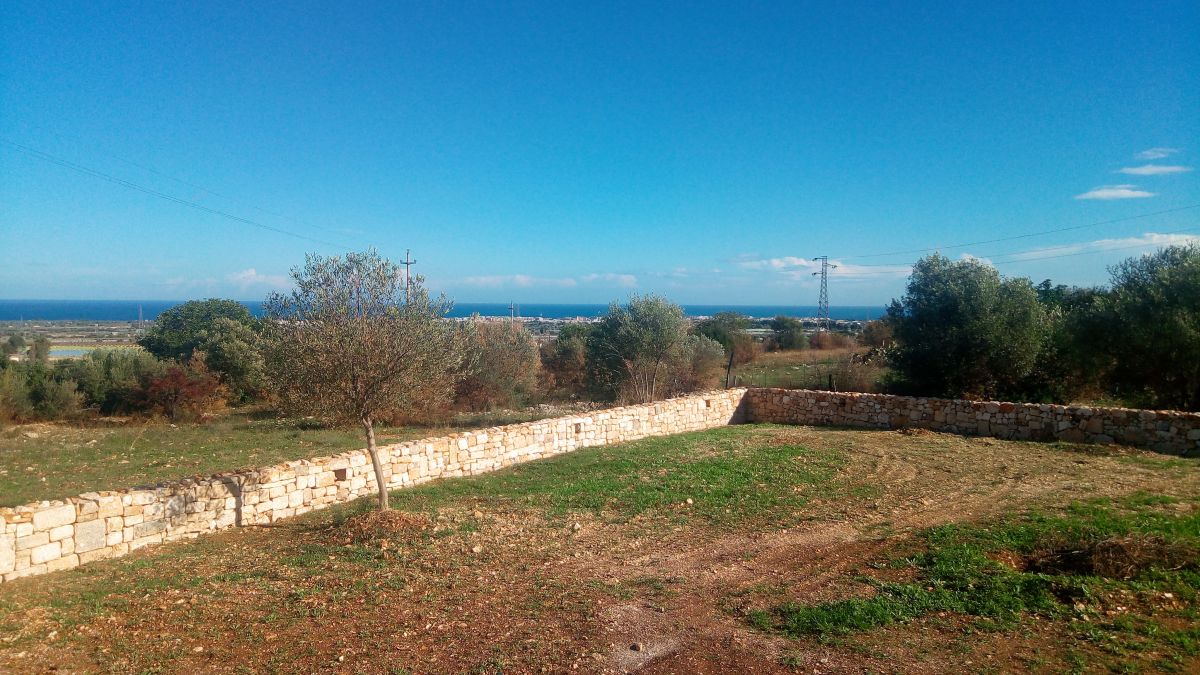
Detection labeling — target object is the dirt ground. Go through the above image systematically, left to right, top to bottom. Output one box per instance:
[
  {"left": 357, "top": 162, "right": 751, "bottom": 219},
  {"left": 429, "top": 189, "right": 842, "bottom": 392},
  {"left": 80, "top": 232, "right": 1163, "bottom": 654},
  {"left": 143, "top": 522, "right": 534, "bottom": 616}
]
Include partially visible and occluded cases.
[{"left": 1, "top": 425, "right": 1196, "bottom": 674}]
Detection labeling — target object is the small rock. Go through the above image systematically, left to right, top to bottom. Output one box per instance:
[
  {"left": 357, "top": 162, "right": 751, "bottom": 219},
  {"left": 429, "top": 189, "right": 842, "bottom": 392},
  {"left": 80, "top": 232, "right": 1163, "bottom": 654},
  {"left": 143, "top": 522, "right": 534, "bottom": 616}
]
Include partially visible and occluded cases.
[
  {"left": 23, "top": 431, "right": 39, "bottom": 439},
  {"left": 685, "top": 498, "right": 694, "bottom": 505},
  {"left": 473, "top": 510, "right": 484, "bottom": 519},
  {"left": 571, "top": 522, "right": 582, "bottom": 532},
  {"left": 471, "top": 545, "right": 483, "bottom": 554},
  {"left": 630, "top": 642, "right": 644, "bottom": 652},
  {"left": 193, "top": 646, "right": 204, "bottom": 653},
  {"left": 337, "top": 655, "right": 345, "bottom": 663}
]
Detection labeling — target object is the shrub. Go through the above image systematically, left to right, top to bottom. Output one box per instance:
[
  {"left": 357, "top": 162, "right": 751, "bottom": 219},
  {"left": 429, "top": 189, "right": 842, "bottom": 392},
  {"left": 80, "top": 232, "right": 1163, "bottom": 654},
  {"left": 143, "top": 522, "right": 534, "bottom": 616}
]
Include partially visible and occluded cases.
[
  {"left": 886, "top": 254, "right": 1047, "bottom": 400},
  {"left": 586, "top": 295, "right": 690, "bottom": 403},
  {"left": 770, "top": 316, "right": 808, "bottom": 350},
  {"left": 456, "top": 320, "right": 542, "bottom": 411},
  {"left": 540, "top": 323, "right": 591, "bottom": 399},
  {"left": 809, "top": 331, "right": 853, "bottom": 350},
  {"left": 660, "top": 334, "right": 726, "bottom": 397},
  {"left": 55, "top": 348, "right": 166, "bottom": 414},
  {"left": 143, "top": 353, "right": 229, "bottom": 421}
]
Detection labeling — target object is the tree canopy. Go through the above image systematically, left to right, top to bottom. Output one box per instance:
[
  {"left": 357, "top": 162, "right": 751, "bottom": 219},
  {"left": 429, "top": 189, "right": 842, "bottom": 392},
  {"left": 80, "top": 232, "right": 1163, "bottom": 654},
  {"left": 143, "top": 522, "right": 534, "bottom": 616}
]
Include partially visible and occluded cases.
[{"left": 264, "top": 250, "right": 469, "bottom": 510}]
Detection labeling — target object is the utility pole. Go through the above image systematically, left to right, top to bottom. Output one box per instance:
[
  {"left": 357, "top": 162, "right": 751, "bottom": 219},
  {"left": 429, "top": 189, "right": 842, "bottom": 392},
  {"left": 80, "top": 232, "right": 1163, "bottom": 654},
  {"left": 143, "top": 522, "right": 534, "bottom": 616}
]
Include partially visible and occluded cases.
[
  {"left": 400, "top": 249, "right": 417, "bottom": 302},
  {"left": 811, "top": 256, "right": 837, "bottom": 332},
  {"left": 508, "top": 301, "right": 518, "bottom": 326}
]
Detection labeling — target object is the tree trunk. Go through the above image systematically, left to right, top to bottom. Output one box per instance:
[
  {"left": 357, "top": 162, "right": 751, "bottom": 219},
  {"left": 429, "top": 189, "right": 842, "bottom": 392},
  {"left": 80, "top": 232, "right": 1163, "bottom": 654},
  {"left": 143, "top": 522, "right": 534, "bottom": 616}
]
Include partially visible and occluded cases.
[
  {"left": 725, "top": 348, "right": 735, "bottom": 388},
  {"left": 362, "top": 415, "right": 389, "bottom": 511}
]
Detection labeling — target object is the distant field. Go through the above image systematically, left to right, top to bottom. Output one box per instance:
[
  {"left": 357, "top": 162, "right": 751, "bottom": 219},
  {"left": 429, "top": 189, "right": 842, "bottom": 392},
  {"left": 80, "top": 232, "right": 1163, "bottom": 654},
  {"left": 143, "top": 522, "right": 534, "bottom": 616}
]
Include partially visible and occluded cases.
[
  {"left": 732, "top": 347, "right": 886, "bottom": 392},
  {"left": 0, "top": 408, "right": 568, "bottom": 506},
  {"left": 1, "top": 425, "right": 1195, "bottom": 673}
]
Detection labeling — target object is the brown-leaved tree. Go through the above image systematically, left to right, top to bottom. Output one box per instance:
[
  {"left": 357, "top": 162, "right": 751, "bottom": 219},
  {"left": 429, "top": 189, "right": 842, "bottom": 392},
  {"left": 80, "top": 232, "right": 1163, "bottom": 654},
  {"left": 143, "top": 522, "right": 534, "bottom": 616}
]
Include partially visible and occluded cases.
[{"left": 264, "top": 250, "right": 470, "bottom": 510}]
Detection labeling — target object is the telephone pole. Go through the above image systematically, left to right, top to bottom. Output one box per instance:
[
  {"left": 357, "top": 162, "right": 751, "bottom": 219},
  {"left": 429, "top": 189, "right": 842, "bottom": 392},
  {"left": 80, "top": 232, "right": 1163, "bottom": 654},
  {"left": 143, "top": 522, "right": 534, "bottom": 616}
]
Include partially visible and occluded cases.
[
  {"left": 400, "top": 249, "right": 417, "bottom": 301},
  {"left": 811, "top": 256, "right": 837, "bottom": 332},
  {"left": 508, "top": 301, "right": 518, "bottom": 326}
]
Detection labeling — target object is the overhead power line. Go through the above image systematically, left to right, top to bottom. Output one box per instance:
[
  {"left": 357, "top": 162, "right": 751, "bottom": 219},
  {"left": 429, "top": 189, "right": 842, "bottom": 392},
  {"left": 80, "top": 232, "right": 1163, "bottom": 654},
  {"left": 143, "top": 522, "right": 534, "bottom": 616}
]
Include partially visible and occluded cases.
[{"left": 1, "top": 138, "right": 352, "bottom": 249}]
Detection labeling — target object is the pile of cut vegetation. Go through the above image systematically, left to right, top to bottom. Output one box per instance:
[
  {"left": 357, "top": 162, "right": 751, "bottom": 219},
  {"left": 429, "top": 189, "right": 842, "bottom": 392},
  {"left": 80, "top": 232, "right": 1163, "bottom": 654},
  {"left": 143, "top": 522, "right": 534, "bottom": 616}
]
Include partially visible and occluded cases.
[{"left": 335, "top": 509, "right": 431, "bottom": 547}]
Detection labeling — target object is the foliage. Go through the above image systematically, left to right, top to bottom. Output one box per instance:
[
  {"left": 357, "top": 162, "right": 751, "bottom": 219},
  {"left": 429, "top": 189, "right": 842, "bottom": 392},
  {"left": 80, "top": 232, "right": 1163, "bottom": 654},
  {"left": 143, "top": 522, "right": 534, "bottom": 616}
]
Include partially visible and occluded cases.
[
  {"left": 1098, "top": 245, "right": 1200, "bottom": 410},
  {"left": 264, "top": 250, "right": 470, "bottom": 510},
  {"left": 886, "top": 254, "right": 1047, "bottom": 399},
  {"left": 585, "top": 295, "right": 690, "bottom": 403},
  {"left": 139, "top": 299, "right": 258, "bottom": 361},
  {"left": 695, "top": 312, "right": 756, "bottom": 364},
  {"left": 769, "top": 315, "right": 808, "bottom": 350},
  {"left": 195, "top": 317, "right": 267, "bottom": 402},
  {"left": 456, "top": 320, "right": 541, "bottom": 411},
  {"left": 858, "top": 320, "right": 893, "bottom": 347},
  {"left": 539, "top": 323, "right": 591, "bottom": 399},
  {"left": 809, "top": 331, "right": 852, "bottom": 350},
  {"left": 663, "top": 334, "right": 726, "bottom": 396},
  {"left": 30, "top": 336, "right": 50, "bottom": 362},
  {"left": 55, "top": 348, "right": 166, "bottom": 414},
  {"left": 142, "top": 353, "right": 228, "bottom": 421},
  {"left": 0, "top": 361, "right": 83, "bottom": 421}
]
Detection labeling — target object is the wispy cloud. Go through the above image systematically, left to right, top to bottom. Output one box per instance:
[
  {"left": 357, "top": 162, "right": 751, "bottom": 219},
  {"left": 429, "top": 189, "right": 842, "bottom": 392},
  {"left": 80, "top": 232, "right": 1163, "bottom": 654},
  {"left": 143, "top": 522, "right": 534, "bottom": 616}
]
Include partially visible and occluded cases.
[
  {"left": 1135, "top": 147, "right": 1180, "bottom": 160},
  {"left": 1117, "top": 164, "right": 1192, "bottom": 176},
  {"left": 1074, "top": 184, "right": 1156, "bottom": 200},
  {"left": 983, "top": 232, "right": 1199, "bottom": 263},
  {"left": 736, "top": 256, "right": 911, "bottom": 281},
  {"left": 227, "top": 268, "right": 289, "bottom": 291},
  {"left": 459, "top": 272, "right": 637, "bottom": 289},
  {"left": 580, "top": 272, "right": 638, "bottom": 287},
  {"left": 460, "top": 274, "right": 577, "bottom": 288}
]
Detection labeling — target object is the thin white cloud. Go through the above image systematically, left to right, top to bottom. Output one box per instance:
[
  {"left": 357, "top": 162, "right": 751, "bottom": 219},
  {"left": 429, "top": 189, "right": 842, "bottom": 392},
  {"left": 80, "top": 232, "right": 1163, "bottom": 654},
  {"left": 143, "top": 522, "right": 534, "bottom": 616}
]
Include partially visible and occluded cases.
[
  {"left": 1135, "top": 147, "right": 1180, "bottom": 160},
  {"left": 1117, "top": 164, "right": 1192, "bottom": 176},
  {"left": 1074, "top": 184, "right": 1156, "bottom": 200},
  {"left": 985, "top": 232, "right": 1200, "bottom": 263},
  {"left": 960, "top": 253, "right": 995, "bottom": 267},
  {"left": 737, "top": 256, "right": 911, "bottom": 281},
  {"left": 226, "top": 268, "right": 289, "bottom": 291},
  {"left": 580, "top": 272, "right": 638, "bottom": 287},
  {"left": 460, "top": 274, "right": 577, "bottom": 288}
]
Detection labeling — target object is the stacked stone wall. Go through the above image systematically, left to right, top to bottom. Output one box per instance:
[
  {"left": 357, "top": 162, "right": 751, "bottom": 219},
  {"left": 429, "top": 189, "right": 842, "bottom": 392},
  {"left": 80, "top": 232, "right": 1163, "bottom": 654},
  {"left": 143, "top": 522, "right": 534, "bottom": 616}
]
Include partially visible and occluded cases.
[
  {"left": 5, "top": 387, "right": 1199, "bottom": 584},
  {"left": 747, "top": 388, "right": 1200, "bottom": 454},
  {"left": 1, "top": 389, "right": 748, "bottom": 583}
]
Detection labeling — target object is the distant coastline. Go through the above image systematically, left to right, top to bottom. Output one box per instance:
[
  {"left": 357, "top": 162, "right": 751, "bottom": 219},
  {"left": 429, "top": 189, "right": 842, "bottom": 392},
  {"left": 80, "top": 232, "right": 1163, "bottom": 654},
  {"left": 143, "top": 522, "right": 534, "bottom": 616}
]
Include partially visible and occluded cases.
[{"left": 0, "top": 299, "right": 886, "bottom": 322}]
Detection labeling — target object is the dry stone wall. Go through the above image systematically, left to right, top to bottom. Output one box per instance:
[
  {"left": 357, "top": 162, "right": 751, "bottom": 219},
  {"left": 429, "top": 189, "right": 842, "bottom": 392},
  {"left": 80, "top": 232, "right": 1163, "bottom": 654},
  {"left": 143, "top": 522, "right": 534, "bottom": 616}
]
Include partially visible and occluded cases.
[
  {"left": 5, "top": 386, "right": 1199, "bottom": 584},
  {"left": 747, "top": 388, "right": 1200, "bottom": 454},
  {"left": 1, "top": 389, "right": 749, "bottom": 583}
]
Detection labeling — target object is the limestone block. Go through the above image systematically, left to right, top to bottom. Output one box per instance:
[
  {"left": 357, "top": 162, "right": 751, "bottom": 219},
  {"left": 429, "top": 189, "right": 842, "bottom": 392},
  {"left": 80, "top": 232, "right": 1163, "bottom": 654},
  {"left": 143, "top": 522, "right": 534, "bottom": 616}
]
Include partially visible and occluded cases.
[
  {"left": 32, "top": 504, "right": 76, "bottom": 531},
  {"left": 75, "top": 519, "right": 106, "bottom": 553},
  {"left": 48, "top": 524, "right": 74, "bottom": 542},
  {"left": 16, "top": 532, "right": 49, "bottom": 551},
  {"left": 0, "top": 534, "right": 14, "bottom": 574},
  {"left": 30, "top": 541, "right": 61, "bottom": 564},
  {"left": 45, "top": 554, "right": 78, "bottom": 572}
]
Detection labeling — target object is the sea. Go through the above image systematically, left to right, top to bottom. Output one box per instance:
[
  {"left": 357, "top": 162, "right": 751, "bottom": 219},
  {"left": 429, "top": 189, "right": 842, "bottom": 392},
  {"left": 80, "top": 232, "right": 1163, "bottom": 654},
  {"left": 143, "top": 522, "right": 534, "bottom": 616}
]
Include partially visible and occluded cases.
[{"left": 0, "top": 300, "right": 886, "bottom": 322}]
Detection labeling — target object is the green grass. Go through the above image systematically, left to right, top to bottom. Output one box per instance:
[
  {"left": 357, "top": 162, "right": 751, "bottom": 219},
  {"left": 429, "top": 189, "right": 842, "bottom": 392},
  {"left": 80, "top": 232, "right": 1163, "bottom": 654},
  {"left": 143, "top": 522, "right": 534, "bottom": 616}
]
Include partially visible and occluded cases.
[
  {"left": 0, "top": 408, "right": 564, "bottom": 507},
  {"left": 377, "top": 425, "right": 845, "bottom": 526},
  {"left": 750, "top": 492, "right": 1200, "bottom": 668}
]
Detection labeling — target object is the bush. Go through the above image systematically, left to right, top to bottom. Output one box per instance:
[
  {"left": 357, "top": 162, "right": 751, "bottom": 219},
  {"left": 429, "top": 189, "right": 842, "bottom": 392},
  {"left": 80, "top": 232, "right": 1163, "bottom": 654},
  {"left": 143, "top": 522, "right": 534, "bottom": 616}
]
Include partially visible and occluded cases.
[
  {"left": 886, "top": 254, "right": 1047, "bottom": 400},
  {"left": 586, "top": 295, "right": 691, "bottom": 403},
  {"left": 139, "top": 299, "right": 264, "bottom": 402},
  {"left": 770, "top": 316, "right": 808, "bottom": 350},
  {"left": 456, "top": 320, "right": 541, "bottom": 411},
  {"left": 540, "top": 323, "right": 591, "bottom": 399},
  {"left": 809, "top": 331, "right": 853, "bottom": 350},
  {"left": 660, "top": 334, "right": 726, "bottom": 397},
  {"left": 55, "top": 348, "right": 166, "bottom": 414},
  {"left": 143, "top": 353, "right": 228, "bottom": 421}
]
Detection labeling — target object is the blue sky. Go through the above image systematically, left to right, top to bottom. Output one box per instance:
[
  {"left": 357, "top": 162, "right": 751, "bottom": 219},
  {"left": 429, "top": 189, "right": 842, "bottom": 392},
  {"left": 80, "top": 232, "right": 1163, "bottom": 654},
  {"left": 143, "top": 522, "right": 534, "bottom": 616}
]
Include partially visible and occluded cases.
[{"left": 2, "top": 1, "right": 1197, "bottom": 305}]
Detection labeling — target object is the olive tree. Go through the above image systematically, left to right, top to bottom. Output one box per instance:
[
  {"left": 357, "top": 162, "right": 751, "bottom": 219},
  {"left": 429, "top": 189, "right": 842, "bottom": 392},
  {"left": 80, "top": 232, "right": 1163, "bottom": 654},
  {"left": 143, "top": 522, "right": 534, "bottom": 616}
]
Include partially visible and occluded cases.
[
  {"left": 1099, "top": 244, "right": 1200, "bottom": 410},
  {"left": 264, "top": 250, "right": 469, "bottom": 510},
  {"left": 886, "top": 254, "right": 1046, "bottom": 399},
  {"left": 586, "top": 295, "right": 689, "bottom": 403}
]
